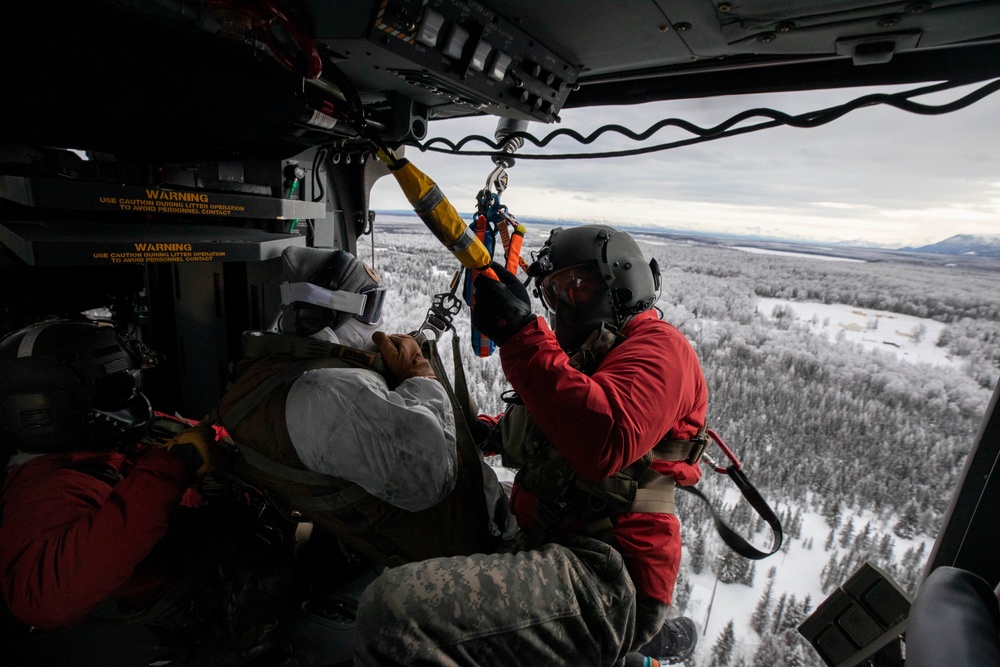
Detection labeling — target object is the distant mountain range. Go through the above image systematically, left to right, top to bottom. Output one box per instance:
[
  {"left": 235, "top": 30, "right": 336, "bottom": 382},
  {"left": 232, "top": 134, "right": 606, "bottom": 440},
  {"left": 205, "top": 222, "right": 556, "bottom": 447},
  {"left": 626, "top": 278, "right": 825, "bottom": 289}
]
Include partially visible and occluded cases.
[{"left": 903, "top": 234, "right": 1000, "bottom": 258}]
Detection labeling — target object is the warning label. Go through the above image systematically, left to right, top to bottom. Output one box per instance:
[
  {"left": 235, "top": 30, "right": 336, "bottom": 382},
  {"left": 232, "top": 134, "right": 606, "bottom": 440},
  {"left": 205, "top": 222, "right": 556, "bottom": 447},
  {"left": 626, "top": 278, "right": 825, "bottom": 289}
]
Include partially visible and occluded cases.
[
  {"left": 99, "top": 190, "right": 246, "bottom": 217},
  {"left": 91, "top": 243, "right": 227, "bottom": 264}
]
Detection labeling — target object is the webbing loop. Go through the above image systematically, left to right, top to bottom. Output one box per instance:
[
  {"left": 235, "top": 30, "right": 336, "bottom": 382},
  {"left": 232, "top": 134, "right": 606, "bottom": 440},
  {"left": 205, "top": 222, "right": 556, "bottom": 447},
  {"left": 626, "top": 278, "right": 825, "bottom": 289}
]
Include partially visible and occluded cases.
[{"left": 680, "top": 429, "right": 783, "bottom": 560}]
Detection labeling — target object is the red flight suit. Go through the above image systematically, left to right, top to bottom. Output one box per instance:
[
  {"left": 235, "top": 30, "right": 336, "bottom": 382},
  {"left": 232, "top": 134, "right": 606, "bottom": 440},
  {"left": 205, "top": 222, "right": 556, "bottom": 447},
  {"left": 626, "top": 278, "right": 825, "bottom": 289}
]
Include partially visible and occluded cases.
[
  {"left": 500, "top": 310, "right": 707, "bottom": 604},
  {"left": 0, "top": 445, "right": 197, "bottom": 629}
]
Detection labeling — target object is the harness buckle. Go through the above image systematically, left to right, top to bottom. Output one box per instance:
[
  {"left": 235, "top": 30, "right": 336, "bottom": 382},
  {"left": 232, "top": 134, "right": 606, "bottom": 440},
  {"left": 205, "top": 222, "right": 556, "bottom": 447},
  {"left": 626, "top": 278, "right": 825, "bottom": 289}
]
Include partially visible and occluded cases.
[{"left": 685, "top": 432, "right": 712, "bottom": 466}]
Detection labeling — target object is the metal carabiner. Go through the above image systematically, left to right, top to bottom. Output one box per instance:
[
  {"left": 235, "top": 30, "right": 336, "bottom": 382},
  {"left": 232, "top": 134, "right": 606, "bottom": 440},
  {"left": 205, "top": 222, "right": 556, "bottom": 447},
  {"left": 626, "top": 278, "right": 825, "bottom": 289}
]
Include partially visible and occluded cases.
[
  {"left": 485, "top": 164, "right": 508, "bottom": 195},
  {"left": 417, "top": 269, "right": 464, "bottom": 339},
  {"left": 701, "top": 428, "right": 743, "bottom": 474}
]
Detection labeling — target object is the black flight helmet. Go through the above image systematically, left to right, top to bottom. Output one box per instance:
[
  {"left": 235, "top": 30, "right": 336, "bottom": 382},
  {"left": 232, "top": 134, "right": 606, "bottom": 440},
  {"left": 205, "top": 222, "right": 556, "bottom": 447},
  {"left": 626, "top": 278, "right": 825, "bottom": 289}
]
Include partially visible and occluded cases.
[
  {"left": 529, "top": 225, "right": 659, "bottom": 350},
  {"left": 277, "top": 246, "right": 387, "bottom": 335},
  {"left": 0, "top": 320, "right": 153, "bottom": 455}
]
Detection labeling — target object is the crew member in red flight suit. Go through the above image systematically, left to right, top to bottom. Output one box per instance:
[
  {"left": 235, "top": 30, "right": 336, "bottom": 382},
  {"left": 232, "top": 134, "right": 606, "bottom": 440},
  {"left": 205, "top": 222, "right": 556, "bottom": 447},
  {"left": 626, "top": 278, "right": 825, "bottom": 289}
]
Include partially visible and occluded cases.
[{"left": 0, "top": 320, "right": 218, "bottom": 665}]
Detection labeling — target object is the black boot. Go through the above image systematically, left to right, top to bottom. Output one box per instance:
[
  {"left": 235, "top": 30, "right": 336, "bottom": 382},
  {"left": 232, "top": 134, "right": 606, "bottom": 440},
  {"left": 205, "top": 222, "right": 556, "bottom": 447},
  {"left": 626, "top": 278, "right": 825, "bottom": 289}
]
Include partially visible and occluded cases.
[{"left": 628, "top": 616, "right": 698, "bottom": 665}]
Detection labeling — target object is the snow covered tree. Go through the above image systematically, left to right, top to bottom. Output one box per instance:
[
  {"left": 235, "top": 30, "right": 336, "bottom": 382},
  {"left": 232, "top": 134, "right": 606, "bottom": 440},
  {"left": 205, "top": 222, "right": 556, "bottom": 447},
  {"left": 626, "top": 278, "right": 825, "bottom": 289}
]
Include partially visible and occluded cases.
[
  {"left": 894, "top": 501, "right": 920, "bottom": 539},
  {"left": 789, "top": 506, "right": 804, "bottom": 539},
  {"left": 839, "top": 518, "right": 855, "bottom": 548},
  {"left": 854, "top": 521, "right": 874, "bottom": 553},
  {"left": 824, "top": 527, "right": 837, "bottom": 551},
  {"left": 878, "top": 532, "right": 896, "bottom": 562},
  {"left": 689, "top": 533, "right": 707, "bottom": 575},
  {"left": 717, "top": 549, "right": 744, "bottom": 584},
  {"left": 820, "top": 552, "right": 840, "bottom": 594},
  {"left": 743, "top": 561, "right": 757, "bottom": 587},
  {"left": 674, "top": 575, "right": 692, "bottom": 614},
  {"left": 750, "top": 578, "right": 774, "bottom": 634},
  {"left": 771, "top": 592, "right": 788, "bottom": 634},
  {"left": 781, "top": 594, "right": 807, "bottom": 632},
  {"left": 707, "top": 620, "right": 735, "bottom": 667},
  {"left": 752, "top": 639, "right": 781, "bottom": 667},
  {"left": 783, "top": 640, "right": 811, "bottom": 667}
]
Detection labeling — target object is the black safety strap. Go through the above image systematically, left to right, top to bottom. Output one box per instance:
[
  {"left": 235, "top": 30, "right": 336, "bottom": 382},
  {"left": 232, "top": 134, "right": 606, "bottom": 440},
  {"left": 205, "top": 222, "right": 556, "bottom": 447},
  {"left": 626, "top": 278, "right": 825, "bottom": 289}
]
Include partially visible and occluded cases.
[
  {"left": 420, "top": 331, "right": 480, "bottom": 435},
  {"left": 233, "top": 443, "right": 369, "bottom": 512},
  {"left": 679, "top": 465, "right": 783, "bottom": 560}
]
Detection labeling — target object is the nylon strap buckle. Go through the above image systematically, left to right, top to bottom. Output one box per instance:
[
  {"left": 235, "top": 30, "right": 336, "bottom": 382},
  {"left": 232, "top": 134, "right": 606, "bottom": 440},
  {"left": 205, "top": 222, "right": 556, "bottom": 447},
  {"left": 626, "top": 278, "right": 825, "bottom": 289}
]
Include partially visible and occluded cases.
[{"left": 685, "top": 431, "right": 713, "bottom": 466}]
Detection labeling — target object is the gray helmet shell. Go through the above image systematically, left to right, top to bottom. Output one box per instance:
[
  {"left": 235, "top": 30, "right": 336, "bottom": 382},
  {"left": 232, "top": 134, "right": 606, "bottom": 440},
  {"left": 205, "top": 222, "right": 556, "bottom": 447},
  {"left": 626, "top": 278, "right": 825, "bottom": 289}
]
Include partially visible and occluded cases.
[
  {"left": 530, "top": 225, "right": 657, "bottom": 348},
  {"left": 544, "top": 225, "right": 656, "bottom": 314},
  {"left": 278, "top": 246, "right": 382, "bottom": 335},
  {"left": 0, "top": 320, "right": 151, "bottom": 454}
]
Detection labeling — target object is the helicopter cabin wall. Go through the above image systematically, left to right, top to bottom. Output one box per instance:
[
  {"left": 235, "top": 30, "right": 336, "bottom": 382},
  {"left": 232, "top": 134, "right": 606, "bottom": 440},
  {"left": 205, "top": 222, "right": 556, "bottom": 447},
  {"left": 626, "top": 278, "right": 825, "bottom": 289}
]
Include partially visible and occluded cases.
[{"left": 0, "top": 146, "right": 386, "bottom": 419}]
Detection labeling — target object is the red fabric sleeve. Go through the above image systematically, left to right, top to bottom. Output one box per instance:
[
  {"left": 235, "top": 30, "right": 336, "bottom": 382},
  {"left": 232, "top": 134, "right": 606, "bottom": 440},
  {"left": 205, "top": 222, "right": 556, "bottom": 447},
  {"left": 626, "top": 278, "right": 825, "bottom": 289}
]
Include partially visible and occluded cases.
[
  {"left": 499, "top": 312, "right": 707, "bottom": 481},
  {"left": 0, "top": 448, "right": 193, "bottom": 629}
]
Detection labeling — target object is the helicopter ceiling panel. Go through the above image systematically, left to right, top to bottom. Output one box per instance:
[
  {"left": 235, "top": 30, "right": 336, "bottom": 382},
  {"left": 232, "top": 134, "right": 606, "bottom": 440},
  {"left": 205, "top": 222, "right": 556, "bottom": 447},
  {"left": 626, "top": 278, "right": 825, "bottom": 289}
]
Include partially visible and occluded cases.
[
  {"left": 1, "top": 0, "right": 998, "bottom": 157},
  {"left": 306, "top": 0, "right": 581, "bottom": 124},
  {"left": 492, "top": 0, "right": 1000, "bottom": 105}
]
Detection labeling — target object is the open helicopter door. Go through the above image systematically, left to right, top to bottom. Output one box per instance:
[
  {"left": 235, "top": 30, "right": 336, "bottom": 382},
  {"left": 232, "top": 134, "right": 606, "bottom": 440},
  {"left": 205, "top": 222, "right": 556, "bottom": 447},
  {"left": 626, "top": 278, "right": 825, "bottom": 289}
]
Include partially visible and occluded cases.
[{"left": 799, "top": 381, "right": 1000, "bottom": 667}]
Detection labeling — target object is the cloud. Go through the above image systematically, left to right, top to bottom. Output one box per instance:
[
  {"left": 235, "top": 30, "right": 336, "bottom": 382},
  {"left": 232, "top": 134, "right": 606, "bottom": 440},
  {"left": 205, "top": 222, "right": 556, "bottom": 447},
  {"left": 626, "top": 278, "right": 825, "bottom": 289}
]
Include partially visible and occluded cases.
[{"left": 371, "top": 81, "right": 1000, "bottom": 245}]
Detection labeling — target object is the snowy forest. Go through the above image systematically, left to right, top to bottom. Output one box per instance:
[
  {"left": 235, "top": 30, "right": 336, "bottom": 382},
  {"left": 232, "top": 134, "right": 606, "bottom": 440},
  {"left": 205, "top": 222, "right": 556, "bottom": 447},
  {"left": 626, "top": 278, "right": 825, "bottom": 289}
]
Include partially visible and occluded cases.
[{"left": 364, "top": 213, "right": 999, "bottom": 667}]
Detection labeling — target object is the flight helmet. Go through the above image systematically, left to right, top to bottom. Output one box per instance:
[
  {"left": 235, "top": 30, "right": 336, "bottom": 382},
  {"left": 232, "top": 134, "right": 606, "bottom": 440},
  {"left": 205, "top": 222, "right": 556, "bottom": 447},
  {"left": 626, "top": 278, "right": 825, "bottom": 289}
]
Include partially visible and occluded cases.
[
  {"left": 528, "top": 225, "right": 660, "bottom": 350},
  {"left": 277, "top": 246, "right": 387, "bottom": 336},
  {"left": 0, "top": 320, "right": 153, "bottom": 454}
]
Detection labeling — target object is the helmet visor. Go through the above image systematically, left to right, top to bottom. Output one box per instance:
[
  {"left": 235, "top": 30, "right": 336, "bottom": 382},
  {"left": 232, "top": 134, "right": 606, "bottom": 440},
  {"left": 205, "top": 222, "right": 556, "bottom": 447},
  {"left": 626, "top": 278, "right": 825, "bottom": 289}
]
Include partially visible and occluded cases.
[{"left": 539, "top": 263, "right": 605, "bottom": 311}]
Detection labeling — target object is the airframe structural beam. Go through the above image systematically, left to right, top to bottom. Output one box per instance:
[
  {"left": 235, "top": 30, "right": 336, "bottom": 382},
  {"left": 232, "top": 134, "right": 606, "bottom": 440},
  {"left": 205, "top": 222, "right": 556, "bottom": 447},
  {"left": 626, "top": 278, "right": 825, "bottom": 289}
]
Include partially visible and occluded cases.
[{"left": 925, "top": 381, "right": 1000, "bottom": 586}]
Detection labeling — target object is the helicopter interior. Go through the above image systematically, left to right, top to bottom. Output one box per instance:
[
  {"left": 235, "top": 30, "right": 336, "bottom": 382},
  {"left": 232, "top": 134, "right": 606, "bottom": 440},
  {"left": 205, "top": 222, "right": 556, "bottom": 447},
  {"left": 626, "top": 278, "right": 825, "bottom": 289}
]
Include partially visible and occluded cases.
[{"left": 1, "top": 2, "right": 999, "bottom": 665}]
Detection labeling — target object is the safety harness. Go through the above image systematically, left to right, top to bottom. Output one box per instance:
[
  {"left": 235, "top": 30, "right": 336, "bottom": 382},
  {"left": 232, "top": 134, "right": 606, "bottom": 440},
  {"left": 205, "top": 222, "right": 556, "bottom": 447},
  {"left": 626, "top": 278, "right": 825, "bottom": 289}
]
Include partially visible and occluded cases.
[
  {"left": 497, "top": 321, "right": 783, "bottom": 561},
  {"left": 502, "top": 400, "right": 782, "bottom": 559}
]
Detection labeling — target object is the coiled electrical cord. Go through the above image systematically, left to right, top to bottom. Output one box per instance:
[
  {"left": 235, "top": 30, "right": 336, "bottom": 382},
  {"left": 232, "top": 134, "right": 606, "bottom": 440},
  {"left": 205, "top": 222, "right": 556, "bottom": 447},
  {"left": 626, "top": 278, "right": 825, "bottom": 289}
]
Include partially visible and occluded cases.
[{"left": 407, "top": 77, "right": 1000, "bottom": 161}]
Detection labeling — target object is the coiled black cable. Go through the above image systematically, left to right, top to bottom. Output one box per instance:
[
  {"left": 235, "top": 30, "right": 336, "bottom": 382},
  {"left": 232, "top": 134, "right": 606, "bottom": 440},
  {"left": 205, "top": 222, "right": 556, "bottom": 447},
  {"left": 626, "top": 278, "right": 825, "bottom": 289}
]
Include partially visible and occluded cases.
[{"left": 406, "top": 78, "right": 1000, "bottom": 160}]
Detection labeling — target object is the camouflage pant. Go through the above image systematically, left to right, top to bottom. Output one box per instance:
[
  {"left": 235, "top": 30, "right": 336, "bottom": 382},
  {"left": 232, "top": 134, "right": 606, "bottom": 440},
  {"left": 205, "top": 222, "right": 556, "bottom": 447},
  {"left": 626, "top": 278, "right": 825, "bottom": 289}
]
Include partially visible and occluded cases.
[{"left": 354, "top": 535, "right": 660, "bottom": 667}]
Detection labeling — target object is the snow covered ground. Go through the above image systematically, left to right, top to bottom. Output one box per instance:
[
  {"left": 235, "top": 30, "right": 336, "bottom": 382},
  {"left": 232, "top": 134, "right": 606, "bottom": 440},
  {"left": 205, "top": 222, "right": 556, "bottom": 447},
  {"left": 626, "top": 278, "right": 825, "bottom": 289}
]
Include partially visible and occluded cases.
[
  {"left": 732, "top": 247, "right": 866, "bottom": 263},
  {"left": 756, "top": 298, "right": 959, "bottom": 370},
  {"left": 681, "top": 497, "right": 929, "bottom": 666}
]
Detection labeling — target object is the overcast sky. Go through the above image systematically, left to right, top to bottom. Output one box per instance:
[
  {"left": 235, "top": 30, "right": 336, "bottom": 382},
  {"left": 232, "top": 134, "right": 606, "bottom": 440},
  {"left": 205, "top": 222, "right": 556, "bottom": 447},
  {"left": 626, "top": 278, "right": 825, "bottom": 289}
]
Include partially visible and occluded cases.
[{"left": 370, "top": 80, "right": 1000, "bottom": 247}]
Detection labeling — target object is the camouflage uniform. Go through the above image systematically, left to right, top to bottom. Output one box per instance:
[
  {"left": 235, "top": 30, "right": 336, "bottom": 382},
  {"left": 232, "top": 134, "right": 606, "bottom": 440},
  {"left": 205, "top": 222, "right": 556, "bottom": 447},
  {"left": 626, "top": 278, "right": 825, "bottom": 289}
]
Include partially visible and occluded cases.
[{"left": 354, "top": 535, "right": 665, "bottom": 667}]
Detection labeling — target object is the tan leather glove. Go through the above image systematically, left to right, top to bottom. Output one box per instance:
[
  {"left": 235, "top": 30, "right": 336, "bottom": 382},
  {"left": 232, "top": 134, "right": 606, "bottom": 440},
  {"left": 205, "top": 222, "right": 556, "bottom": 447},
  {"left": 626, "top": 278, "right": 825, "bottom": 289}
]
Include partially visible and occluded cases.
[
  {"left": 372, "top": 332, "right": 436, "bottom": 382},
  {"left": 162, "top": 423, "right": 220, "bottom": 480}
]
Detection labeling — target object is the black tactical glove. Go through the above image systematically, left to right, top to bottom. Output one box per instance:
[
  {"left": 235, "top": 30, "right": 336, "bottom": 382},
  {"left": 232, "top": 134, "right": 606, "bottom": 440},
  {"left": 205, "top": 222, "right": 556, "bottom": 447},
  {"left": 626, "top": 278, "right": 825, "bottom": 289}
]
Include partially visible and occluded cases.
[{"left": 472, "top": 263, "right": 535, "bottom": 346}]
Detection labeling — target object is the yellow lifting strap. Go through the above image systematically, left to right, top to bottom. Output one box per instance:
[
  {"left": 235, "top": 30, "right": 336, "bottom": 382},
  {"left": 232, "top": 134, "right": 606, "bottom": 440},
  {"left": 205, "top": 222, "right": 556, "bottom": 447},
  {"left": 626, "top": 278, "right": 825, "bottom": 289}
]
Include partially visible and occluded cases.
[{"left": 378, "top": 149, "right": 498, "bottom": 281}]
